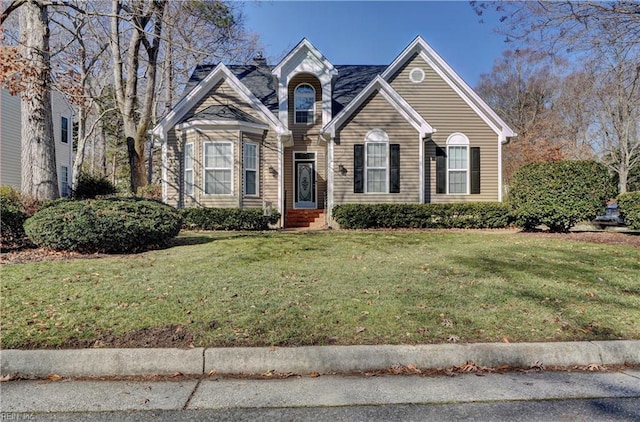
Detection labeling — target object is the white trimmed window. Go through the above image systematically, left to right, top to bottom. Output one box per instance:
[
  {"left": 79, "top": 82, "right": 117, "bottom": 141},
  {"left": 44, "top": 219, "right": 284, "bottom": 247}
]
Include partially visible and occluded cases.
[
  {"left": 294, "top": 83, "right": 315, "bottom": 124},
  {"left": 61, "top": 116, "right": 69, "bottom": 143},
  {"left": 365, "top": 129, "right": 389, "bottom": 193},
  {"left": 446, "top": 133, "right": 469, "bottom": 194},
  {"left": 204, "top": 142, "right": 233, "bottom": 195},
  {"left": 243, "top": 142, "right": 258, "bottom": 196},
  {"left": 184, "top": 143, "right": 194, "bottom": 196},
  {"left": 60, "top": 165, "right": 69, "bottom": 197}
]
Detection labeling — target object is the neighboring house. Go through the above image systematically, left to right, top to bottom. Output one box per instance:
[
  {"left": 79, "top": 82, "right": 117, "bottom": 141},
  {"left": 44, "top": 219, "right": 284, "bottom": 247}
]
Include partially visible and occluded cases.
[
  {"left": 152, "top": 36, "right": 515, "bottom": 228},
  {"left": 1, "top": 88, "right": 74, "bottom": 197}
]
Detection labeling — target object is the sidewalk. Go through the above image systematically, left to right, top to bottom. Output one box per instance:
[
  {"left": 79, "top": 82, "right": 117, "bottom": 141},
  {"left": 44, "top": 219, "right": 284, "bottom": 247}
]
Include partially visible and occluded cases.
[
  {"left": 2, "top": 341, "right": 639, "bottom": 378},
  {"left": 1, "top": 370, "right": 639, "bottom": 416}
]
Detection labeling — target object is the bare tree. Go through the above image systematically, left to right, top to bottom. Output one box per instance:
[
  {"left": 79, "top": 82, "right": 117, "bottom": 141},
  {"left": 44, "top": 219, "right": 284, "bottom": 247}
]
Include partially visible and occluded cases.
[
  {"left": 2, "top": 0, "right": 59, "bottom": 200},
  {"left": 473, "top": 0, "right": 640, "bottom": 192}
]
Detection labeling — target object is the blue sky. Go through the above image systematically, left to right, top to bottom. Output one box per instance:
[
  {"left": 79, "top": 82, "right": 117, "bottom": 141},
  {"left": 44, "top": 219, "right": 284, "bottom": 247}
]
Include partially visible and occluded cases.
[{"left": 242, "top": 1, "right": 510, "bottom": 88}]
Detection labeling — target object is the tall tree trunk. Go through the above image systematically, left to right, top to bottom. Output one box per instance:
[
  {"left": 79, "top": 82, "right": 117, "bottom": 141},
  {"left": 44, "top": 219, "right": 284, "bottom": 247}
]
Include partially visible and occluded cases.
[{"left": 19, "top": 0, "right": 59, "bottom": 200}]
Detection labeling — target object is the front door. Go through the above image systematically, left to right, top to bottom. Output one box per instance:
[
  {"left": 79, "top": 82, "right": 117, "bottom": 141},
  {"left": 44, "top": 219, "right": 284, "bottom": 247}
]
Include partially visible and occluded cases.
[{"left": 295, "top": 161, "right": 316, "bottom": 208}]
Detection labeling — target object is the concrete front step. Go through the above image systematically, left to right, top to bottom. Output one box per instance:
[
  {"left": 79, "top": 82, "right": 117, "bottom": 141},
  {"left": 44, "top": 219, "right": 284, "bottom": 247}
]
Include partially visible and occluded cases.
[{"left": 285, "top": 210, "right": 326, "bottom": 228}]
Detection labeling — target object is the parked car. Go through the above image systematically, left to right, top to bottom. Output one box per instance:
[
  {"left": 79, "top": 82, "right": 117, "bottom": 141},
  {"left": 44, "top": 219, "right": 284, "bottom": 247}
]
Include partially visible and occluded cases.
[{"left": 592, "top": 204, "right": 626, "bottom": 229}]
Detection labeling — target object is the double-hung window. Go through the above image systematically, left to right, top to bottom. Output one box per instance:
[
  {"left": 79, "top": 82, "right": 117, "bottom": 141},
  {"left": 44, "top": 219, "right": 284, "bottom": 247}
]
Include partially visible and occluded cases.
[
  {"left": 294, "top": 83, "right": 315, "bottom": 124},
  {"left": 61, "top": 117, "right": 69, "bottom": 143},
  {"left": 354, "top": 129, "right": 400, "bottom": 194},
  {"left": 436, "top": 133, "right": 480, "bottom": 195},
  {"left": 366, "top": 136, "right": 388, "bottom": 193},
  {"left": 204, "top": 142, "right": 233, "bottom": 195},
  {"left": 184, "top": 143, "right": 194, "bottom": 196},
  {"left": 243, "top": 143, "right": 258, "bottom": 196},
  {"left": 60, "top": 166, "right": 69, "bottom": 197}
]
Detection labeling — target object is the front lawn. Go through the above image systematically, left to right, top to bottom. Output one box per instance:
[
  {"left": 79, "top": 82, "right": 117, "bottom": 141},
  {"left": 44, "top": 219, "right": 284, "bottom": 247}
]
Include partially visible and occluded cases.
[{"left": 1, "top": 231, "right": 638, "bottom": 349}]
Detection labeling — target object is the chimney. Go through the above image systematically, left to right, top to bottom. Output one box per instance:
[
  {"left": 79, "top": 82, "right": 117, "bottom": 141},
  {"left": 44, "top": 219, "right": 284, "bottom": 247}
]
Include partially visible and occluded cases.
[{"left": 252, "top": 52, "right": 267, "bottom": 67}]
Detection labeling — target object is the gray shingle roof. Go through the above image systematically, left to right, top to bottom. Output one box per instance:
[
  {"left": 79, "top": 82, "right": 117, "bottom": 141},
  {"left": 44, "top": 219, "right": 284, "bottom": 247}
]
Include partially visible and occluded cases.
[
  {"left": 180, "top": 63, "right": 389, "bottom": 118},
  {"left": 184, "top": 104, "right": 263, "bottom": 125}
]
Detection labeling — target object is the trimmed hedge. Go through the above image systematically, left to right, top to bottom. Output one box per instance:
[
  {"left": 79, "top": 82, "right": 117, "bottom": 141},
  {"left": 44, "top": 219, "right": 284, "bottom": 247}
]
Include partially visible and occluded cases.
[
  {"left": 509, "top": 160, "right": 616, "bottom": 233},
  {"left": 618, "top": 191, "right": 640, "bottom": 230},
  {"left": 0, "top": 197, "right": 28, "bottom": 249},
  {"left": 24, "top": 198, "right": 183, "bottom": 253},
  {"left": 332, "top": 203, "right": 512, "bottom": 229},
  {"left": 180, "top": 207, "right": 281, "bottom": 231}
]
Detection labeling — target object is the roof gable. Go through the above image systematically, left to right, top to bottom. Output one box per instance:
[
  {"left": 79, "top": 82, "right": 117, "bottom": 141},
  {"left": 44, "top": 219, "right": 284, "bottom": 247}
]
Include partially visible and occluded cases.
[
  {"left": 382, "top": 36, "right": 515, "bottom": 141},
  {"left": 271, "top": 38, "right": 337, "bottom": 80},
  {"left": 152, "top": 63, "right": 284, "bottom": 136},
  {"left": 322, "top": 75, "right": 434, "bottom": 139}
]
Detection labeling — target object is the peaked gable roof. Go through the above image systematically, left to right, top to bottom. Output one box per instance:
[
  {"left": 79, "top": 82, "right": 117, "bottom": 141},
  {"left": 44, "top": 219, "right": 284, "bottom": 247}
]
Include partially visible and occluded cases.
[
  {"left": 382, "top": 35, "right": 515, "bottom": 141},
  {"left": 271, "top": 38, "right": 337, "bottom": 80},
  {"left": 152, "top": 62, "right": 284, "bottom": 137},
  {"left": 323, "top": 75, "right": 434, "bottom": 139}
]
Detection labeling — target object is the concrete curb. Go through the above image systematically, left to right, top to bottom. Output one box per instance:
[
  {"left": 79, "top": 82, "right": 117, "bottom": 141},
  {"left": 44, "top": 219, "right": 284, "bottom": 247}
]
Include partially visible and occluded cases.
[{"left": 1, "top": 341, "right": 638, "bottom": 378}]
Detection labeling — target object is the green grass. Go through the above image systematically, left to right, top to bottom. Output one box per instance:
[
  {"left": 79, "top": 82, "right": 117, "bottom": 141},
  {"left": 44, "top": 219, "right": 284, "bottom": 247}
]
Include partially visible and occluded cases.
[{"left": 1, "top": 231, "right": 639, "bottom": 349}]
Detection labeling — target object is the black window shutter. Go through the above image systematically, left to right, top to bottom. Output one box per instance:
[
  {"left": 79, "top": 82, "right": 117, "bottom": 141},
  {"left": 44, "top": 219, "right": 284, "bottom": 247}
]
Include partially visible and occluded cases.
[
  {"left": 354, "top": 144, "right": 364, "bottom": 193},
  {"left": 390, "top": 144, "right": 400, "bottom": 193},
  {"left": 436, "top": 146, "right": 446, "bottom": 194},
  {"left": 471, "top": 147, "right": 480, "bottom": 194}
]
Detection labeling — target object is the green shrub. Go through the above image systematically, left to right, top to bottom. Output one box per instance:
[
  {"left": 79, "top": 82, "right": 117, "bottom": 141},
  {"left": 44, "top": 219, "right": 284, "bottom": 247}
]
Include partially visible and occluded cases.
[
  {"left": 508, "top": 161, "right": 616, "bottom": 233},
  {"left": 73, "top": 173, "right": 116, "bottom": 199},
  {"left": 136, "top": 184, "right": 162, "bottom": 200},
  {"left": 617, "top": 191, "right": 640, "bottom": 230},
  {"left": 1, "top": 196, "right": 28, "bottom": 250},
  {"left": 24, "top": 198, "right": 183, "bottom": 253},
  {"left": 332, "top": 203, "right": 512, "bottom": 229},
  {"left": 180, "top": 207, "right": 281, "bottom": 231}
]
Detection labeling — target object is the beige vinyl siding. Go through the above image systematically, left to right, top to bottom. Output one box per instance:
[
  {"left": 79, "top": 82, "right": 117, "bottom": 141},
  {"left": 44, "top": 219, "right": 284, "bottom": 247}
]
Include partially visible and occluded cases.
[
  {"left": 389, "top": 54, "right": 500, "bottom": 202},
  {"left": 284, "top": 73, "right": 327, "bottom": 210},
  {"left": 188, "top": 78, "right": 266, "bottom": 124},
  {"left": 1, "top": 89, "right": 21, "bottom": 188},
  {"left": 333, "top": 90, "right": 421, "bottom": 205},
  {"left": 51, "top": 93, "right": 74, "bottom": 195},
  {"left": 165, "top": 128, "right": 181, "bottom": 207},
  {"left": 242, "top": 131, "right": 279, "bottom": 208}
]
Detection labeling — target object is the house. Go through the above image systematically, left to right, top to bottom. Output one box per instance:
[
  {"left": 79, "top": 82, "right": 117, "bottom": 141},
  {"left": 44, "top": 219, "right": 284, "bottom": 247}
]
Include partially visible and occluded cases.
[
  {"left": 151, "top": 36, "right": 515, "bottom": 228},
  {"left": 1, "top": 88, "right": 74, "bottom": 197}
]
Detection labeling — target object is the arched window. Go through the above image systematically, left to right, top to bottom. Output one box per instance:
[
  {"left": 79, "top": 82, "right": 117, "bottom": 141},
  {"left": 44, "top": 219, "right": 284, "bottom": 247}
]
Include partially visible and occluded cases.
[
  {"left": 294, "top": 83, "right": 315, "bottom": 124},
  {"left": 365, "top": 129, "right": 389, "bottom": 193},
  {"left": 446, "top": 133, "right": 469, "bottom": 194}
]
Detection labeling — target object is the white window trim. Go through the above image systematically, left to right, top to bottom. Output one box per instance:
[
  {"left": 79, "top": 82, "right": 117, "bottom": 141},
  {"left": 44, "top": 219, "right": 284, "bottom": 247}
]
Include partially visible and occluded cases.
[
  {"left": 294, "top": 83, "right": 316, "bottom": 125},
  {"left": 61, "top": 116, "right": 69, "bottom": 144},
  {"left": 364, "top": 129, "right": 389, "bottom": 194},
  {"left": 446, "top": 132, "right": 470, "bottom": 195},
  {"left": 203, "top": 141, "right": 234, "bottom": 195},
  {"left": 184, "top": 142, "right": 194, "bottom": 196},
  {"left": 243, "top": 142, "right": 259, "bottom": 197},
  {"left": 60, "top": 165, "right": 69, "bottom": 197}
]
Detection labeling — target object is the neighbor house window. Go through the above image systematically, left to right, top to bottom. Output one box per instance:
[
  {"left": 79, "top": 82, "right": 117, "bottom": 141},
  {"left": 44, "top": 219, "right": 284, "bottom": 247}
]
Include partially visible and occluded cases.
[
  {"left": 294, "top": 83, "right": 315, "bottom": 124},
  {"left": 61, "top": 116, "right": 69, "bottom": 143},
  {"left": 354, "top": 129, "right": 400, "bottom": 194},
  {"left": 447, "top": 133, "right": 469, "bottom": 194},
  {"left": 204, "top": 142, "right": 233, "bottom": 195},
  {"left": 184, "top": 143, "right": 194, "bottom": 196},
  {"left": 243, "top": 143, "right": 258, "bottom": 196},
  {"left": 60, "top": 166, "right": 69, "bottom": 197}
]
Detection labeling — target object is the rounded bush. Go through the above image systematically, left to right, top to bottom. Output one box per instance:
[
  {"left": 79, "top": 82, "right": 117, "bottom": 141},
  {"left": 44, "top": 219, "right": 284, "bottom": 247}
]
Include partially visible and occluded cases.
[
  {"left": 508, "top": 160, "right": 616, "bottom": 233},
  {"left": 73, "top": 173, "right": 116, "bottom": 199},
  {"left": 617, "top": 191, "right": 640, "bottom": 230},
  {"left": 1, "top": 197, "right": 28, "bottom": 249},
  {"left": 24, "top": 198, "right": 183, "bottom": 253},
  {"left": 180, "top": 207, "right": 281, "bottom": 231}
]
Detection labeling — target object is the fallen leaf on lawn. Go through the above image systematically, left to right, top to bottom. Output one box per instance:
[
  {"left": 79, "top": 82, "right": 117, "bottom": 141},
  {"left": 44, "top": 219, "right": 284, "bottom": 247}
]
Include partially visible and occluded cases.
[
  {"left": 355, "top": 326, "right": 366, "bottom": 333},
  {"left": 447, "top": 335, "right": 460, "bottom": 343},
  {"left": 502, "top": 336, "right": 510, "bottom": 343},
  {"left": 47, "top": 374, "right": 62, "bottom": 381}
]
